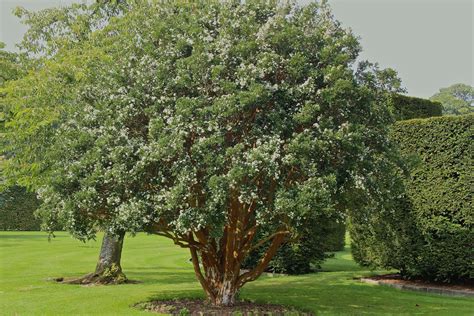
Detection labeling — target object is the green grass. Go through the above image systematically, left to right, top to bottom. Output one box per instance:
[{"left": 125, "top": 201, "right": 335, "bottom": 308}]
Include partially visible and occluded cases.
[{"left": 0, "top": 232, "right": 472, "bottom": 315}]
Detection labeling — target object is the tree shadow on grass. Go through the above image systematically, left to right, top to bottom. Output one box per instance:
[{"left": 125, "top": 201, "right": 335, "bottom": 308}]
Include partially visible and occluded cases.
[
  {"left": 0, "top": 234, "right": 56, "bottom": 239},
  {"left": 127, "top": 266, "right": 193, "bottom": 271},
  {"left": 124, "top": 270, "right": 197, "bottom": 285},
  {"left": 239, "top": 273, "right": 470, "bottom": 315},
  {"left": 134, "top": 289, "right": 205, "bottom": 312},
  {"left": 145, "top": 289, "right": 205, "bottom": 301}
]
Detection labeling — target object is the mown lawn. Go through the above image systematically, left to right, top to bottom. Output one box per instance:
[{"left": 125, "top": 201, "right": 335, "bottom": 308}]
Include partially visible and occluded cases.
[{"left": 0, "top": 231, "right": 472, "bottom": 315}]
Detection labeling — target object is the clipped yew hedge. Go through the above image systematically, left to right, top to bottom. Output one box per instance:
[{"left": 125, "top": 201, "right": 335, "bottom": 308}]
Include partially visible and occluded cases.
[
  {"left": 389, "top": 94, "right": 443, "bottom": 120},
  {"left": 351, "top": 114, "right": 472, "bottom": 282},
  {"left": 389, "top": 114, "right": 473, "bottom": 281},
  {"left": 0, "top": 186, "right": 41, "bottom": 230}
]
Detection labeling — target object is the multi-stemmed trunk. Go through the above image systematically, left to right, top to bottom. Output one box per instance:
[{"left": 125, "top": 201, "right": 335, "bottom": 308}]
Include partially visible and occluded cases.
[
  {"left": 155, "top": 191, "right": 289, "bottom": 306},
  {"left": 175, "top": 192, "right": 289, "bottom": 307},
  {"left": 65, "top": 231, "right": 127, "bottom": 284},
  {"left": 188, "top": 231, "right": 286, "bottom": 307}
]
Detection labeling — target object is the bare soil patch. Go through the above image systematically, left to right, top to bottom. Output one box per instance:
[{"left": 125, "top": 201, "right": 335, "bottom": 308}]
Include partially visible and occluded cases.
[
  {"left": 361, "top": 273, "right": 473, "bottom": 297},
  {"left": 136, "top": 299, "right": 312, "bottom": 316}
]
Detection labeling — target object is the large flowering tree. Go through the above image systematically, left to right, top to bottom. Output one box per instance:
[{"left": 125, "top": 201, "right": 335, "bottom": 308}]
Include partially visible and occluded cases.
[{"left": 3, "top": 1, "right": 404, "bottom": 306}]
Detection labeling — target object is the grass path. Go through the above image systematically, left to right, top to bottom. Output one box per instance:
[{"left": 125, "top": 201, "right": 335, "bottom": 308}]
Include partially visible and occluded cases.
[{"left": 0, "top": 231, "right": 472, "bottom": 315}]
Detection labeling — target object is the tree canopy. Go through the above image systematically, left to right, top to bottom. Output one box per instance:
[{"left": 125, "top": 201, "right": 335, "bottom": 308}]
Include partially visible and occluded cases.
[
  {"left": 2, "top": 1, "right": 406, "bottom": 306},
  {"left": 430, "top": 83, "right": 474, "bottom": 115}
]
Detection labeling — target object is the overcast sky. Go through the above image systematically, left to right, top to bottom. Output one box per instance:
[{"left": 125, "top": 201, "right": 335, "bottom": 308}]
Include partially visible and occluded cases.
[{"left": 1, "top": 0, "right": 472, "bottom": 98}]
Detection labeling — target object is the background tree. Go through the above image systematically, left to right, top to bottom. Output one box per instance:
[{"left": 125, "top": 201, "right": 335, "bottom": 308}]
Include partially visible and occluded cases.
[
  {"left": 1, "top": 2, "right": 138, "bottom": 284},
  {"left": 0, "top": 43, "right": 41, "bottom": 231},
  {"left": 346, "top": 57, "right": 413, "bottom": 276},
  {"left": 430, "top": 83, "right": 473, "bottom": 115}
]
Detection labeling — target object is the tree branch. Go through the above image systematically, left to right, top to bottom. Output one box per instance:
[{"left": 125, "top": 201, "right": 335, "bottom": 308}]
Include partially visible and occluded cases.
[
  {"left": 248, "top": 230, "right": 290, "bottom": 252},
  {"left": 237, "top": 232, "right": 287, "bottom": 288}
]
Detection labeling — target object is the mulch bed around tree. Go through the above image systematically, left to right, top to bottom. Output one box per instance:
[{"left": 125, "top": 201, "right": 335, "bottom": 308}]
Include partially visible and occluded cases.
[
  {"left": 360, "top": 274, "right": 474, "bottom": 297},
  {"left": 136, "top": 299, "right": 313, "bottom": 315}
]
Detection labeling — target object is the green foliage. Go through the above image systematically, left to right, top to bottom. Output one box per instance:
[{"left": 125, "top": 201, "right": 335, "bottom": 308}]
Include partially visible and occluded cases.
[
  {"left": 4, "top": 1, "right": 398, "bottom": 239},
  {"left": 13, "top": 2, "right": 135, "bottom": 57},
  {"left": 0, "top": 42, "right": 25, "bottom": 87},
  {"left": 0, "top": 42, "right": 27, "bottom": 153},
  {"left": 430, "top": 83, "right": 474, "bottom": 115},
  {"left": 388, "top": 94, "right": 443, "bottom": 120},
  {"left": 352, "top": 114, "right": 473, "bottom": 282},
  {"left": 391, "top": 114, "right": 473, "bottom": 282},
  {"left": 0, "top": 186, "right": 40, "bottom": 230},
  {"left": 349, "top": 196, "right": 416, "bottom": 272},
  {"left": 243, "top": 217, "right": 345, "bottom": 274}
]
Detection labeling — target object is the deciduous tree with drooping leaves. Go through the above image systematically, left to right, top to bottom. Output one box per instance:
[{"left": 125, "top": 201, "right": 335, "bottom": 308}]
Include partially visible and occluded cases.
[{"left": 3, "top": 1, "right": 406, "bottom": 305}]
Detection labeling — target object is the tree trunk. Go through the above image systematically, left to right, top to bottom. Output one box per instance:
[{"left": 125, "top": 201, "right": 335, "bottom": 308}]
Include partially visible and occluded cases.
[
  {"left": 161, "top": 193, "right": 289, "bottom": 306},
  {"left": 188, "top": 228, "right": 287, "bottom": 307},
  {"left": 95, "top": 230, "right": 125, "bottom": 277},
  {"left": 63, "top": 231, "right": 127, "bottom": 284},
  {"left": 189, "top": 246, "right": 239, "bottom": 307},
  {"left": 213, "top": 279, "right": 237, "bottom": 306}
]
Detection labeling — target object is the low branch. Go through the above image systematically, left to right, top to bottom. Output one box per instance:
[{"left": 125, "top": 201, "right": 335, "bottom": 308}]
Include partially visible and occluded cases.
[
  {"left": 153, "top": 230, "right": 204, "bottom": 249},
  {"left": 249, "top": 230, "right": 290, "bottom": 252},
  {"left": 237, "top": 232, "right": 287, "bottom": 288}
]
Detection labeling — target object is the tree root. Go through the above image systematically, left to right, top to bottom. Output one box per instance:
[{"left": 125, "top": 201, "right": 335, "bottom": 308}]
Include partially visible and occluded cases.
[
  {"left": 53, "top": 265, "right": 132, "bottom": 285},
  {"left": 58, "top": 271, "right": 128, "bottom": 285}
]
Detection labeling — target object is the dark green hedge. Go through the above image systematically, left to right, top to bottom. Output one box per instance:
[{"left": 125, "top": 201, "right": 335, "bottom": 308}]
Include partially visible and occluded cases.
[
  {"left": 389, "top": 94, "right": 443, "bottom": 120},
  {"left": 351, "top": 114, "right": 473, "bottom": 282},
  {"left": 389, "top": 114, "right": 473, "bottom": 281},
  {"left": 0, "top": 186, "right": 41, "bottom": 230}
]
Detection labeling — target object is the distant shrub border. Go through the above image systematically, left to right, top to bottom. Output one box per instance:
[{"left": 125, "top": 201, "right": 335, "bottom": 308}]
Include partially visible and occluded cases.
[
  {"left": 389, "top": 94, "right": 443, "bottom": 120},
  {"left": 0, "top": 186, "right": 41, "bottom": 230}
]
